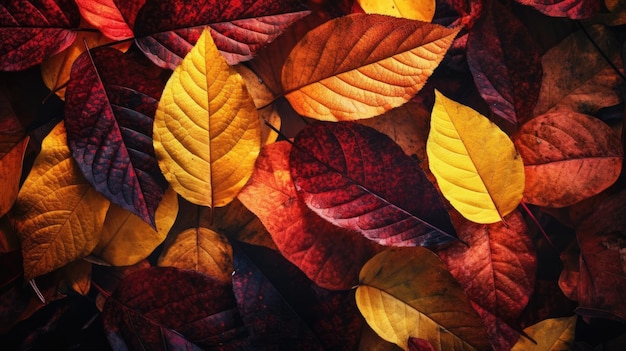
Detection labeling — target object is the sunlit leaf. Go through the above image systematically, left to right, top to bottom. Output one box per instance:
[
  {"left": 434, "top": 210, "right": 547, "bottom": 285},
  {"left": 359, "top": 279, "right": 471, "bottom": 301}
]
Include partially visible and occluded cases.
[
  {"left": 75, "top": 0, "right": 133, "bottom": 40},
  {"left": 356, "top": 0, "right": 436, "bottom": 21},
  {"left": 511, "top": 316, "right": 576, "bottom": 351}
]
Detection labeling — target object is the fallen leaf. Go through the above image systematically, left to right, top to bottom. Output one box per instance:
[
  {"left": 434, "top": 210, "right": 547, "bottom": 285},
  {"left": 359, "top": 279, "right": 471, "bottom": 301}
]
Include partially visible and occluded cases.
[
  {"left": 74, "top": 0, "right": 133, "bottom": 40},
  {"left": 356, "top": 0, "right": 436, "bottom": 21},
  {"left": 515, "top": 0, "right": 600, "bottom": 19},
  {"left": 282, "top": 14, "right": 460, "bottom": 121},
  {"left": 153, "top": 28, "right": 260, "bottom": 208},
  {"left": 427, "top": 90, "right": 525, "bottom": 224},
  {"left": 511, "top": 316, "right": 576, "bottom": 351}
]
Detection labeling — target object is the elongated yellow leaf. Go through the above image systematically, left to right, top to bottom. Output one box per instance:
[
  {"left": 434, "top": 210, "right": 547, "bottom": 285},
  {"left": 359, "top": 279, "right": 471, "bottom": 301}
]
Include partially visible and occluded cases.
[
  {"left": 357, "top": 0, "right": 436, "bottom": 21},
  {"left": 282, "top": 14, "right": 460, "bottom": 121},
  {"left": 154, "top": 27, "right": 261, "bottom": 207},
  {"left": 427, "top": 90, "right": 524, "bottom": 224},
  {"left": 10, "top": 122, "right": 110, "bottom": 280},
  {"left": 93, "top": 187, "right": 178, "bottom": 266},
  {"left": 356, "top": 247, "right": 491, "bottom": 351},
  {"left": 511, "top": 316, "right": 576, "bottom": 351}
]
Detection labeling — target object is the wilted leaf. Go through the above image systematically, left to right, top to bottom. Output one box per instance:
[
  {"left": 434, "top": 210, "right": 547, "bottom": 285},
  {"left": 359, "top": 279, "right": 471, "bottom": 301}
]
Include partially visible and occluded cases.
[
  {"left": 0, "top": 0, "right": 80, "bottom": 71},
  {"left": 75, "top": 0, "right": 133, "bottom": 40},
  {"left": 356, "top": 0, "right": 436, "bottom": 21},
  {"left": 515, "top": 0, "right": 600, "bottom": 19},
  {"left": 282, "top": 14, "right": 460, "bottom": 121},
  {"left": 153, "top": 28, "right": 260, "bottom": 208},
  {"left": 65, "top": 47, "right": 168, "bottom": 227},
  {"left": 427, "top": 90, "right": 525, "bottom": 224},
  {"left": 513, "top": 111, "right": 623, "bottom": 207},
  {"left": 290, "top": 121, "right": 457, "bottom": 247},
  {"left": 10, "top": 122, "right": 110, "bottom": 280},
  {"left": 238, "top": 141, "right": 381, "bottom": 290},
  {"left": 356, "top": 247, "right": 492, "bottom": 350},
  {"left": 511, "top": 316, "right": 576, "bottom": 351}
]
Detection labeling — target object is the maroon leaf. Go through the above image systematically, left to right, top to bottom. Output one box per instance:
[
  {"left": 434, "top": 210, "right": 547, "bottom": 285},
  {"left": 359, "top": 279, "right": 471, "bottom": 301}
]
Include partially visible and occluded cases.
[
  {"left": 0, "top": 0, "right": 80, "bottom": 71},
  {"left": 111, "top": 0, "right": 145, "bottom": 30},
  {"left": 467, "top": 0, "right": 542, "bottom": 125},
  {"left": 515, "top": 0, "right": 601, "bottom": 20},
  {"left": 64, "top": 48, "right": 168, "bottom": 227},
  {"left": 289, "top": 121, "right": 457, "bottom": 247},
  {"left": 232, "top": 241, "right": 362, "bottom": 350},
  {"left": 102, "top": 266, "right": 248, "bottom": 350},
  {"left": 408, "top": 337, "right": 436, "bottom": 351}
]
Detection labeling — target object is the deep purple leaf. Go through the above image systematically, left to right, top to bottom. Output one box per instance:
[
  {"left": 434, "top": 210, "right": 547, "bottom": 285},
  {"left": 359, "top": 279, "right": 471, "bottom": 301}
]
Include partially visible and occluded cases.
[{"left": 515, "top": 0, "right": 600, "bottom": 20}]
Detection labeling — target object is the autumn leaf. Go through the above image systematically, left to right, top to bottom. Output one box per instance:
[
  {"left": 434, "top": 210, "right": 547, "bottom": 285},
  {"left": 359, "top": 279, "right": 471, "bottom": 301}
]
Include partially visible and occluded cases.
[
  {"left": 74, "top": 0, "right": 133, "bottom": 40},
  {"left": 356, "top": 0, "right": 436, "bottom": 21},
  {"left": 515, "top": 0, "right": 600, "bottom": 19},
  {"left": 282, "top": 14, "right": 460, "bottom": 121},
  {"left": 153, "top": 27, "right": 260, "bottom": 208},
  {"left": 427, "top": 90, "right": 525, "bottom": 224},
  {"left": 0, "top": 99, "right": 28, "bottom": 217},
  {"left": 513, "top": 111, "right": 623, "bottom": 207},
  {"left": 290, "top": 121, "right": 458, "bottom": 247},
  {"left": 9, "top": 122, "right": 110, "bottom": 280},
  {"left": 356, "top": 247, "right": 492, "bottom": 350},
  {"left": 511, "top": 316, "right": 576, "bottom": 351}
]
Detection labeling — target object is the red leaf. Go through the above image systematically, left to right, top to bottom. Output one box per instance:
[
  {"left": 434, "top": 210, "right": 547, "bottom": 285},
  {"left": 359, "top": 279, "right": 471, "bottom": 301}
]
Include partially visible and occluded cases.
[
  {"left": 0, "top": 0, "right": 80, "bottom": 71},
  {"left": 74, "top": 0, "right": 133, "bottom": 40},
  {"left": 111, "top": 0, "right": 145, "bottom": 30},
  {"left": 467, "top": 0, "right": 542, "bottom": 125},
  {"left": 515, "top": 0, "right": 601, "bottom": 20},
  {"left": 64, "top": 48, "right": 168, "bottom": 227},
  {"left": 289, "top": 121, "right": 457, "bottom": 247},
  {"left": 238, "top": 141, "right": 381, "bottom": 290},
  {"left": 232, "top": 241, "right": 362, "bottom": 350},
  {"left": 102, "top": 266, "right": 248, "bottom": 350},
  {"left": 408, "top": 337, "right": 436, "bottom": 351}
]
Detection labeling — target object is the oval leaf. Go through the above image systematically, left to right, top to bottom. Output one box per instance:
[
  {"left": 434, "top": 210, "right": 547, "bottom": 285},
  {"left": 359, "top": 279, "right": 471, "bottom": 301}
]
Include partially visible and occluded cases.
[
  {"left": 75, "top": 0, "right": 133, "bottom": 40},
  {"left": 356, "top": 0, "right": 436, "bottom": 21},
  {"left": 282, "top": 13, "right": 460, "bottom": 121},
  {"left": 153, "top": 27, "right": 261, "bottom": 208},
  {"left": 427, "top": 90, "right": 525, "bottom": 224},
  {"left": 513, "top": 111, "right": 623, "bottom": 207},
  {"left": 290, "top": 121, "right": 457, "bottom": 247},
  {"left": 356, "top": 247, "right": 491, "bottom": 350}
]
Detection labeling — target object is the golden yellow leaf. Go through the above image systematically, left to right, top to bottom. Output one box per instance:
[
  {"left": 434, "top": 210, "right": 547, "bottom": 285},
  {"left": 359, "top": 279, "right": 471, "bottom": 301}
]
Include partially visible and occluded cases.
[
  {"left": 357, "top": 0, "right": 436, "bottom": 21},
  {"left": 282, "top": 14, "right": 460, "bottom": 121},
  {"left": 154, "top": 27, "right": 261, "bottom": 208},
  {"left": 427, "top": 90, "right": 524, "bottom": 224},
  {"left": 10, "top": 121, "right": 110, "bottom": 280},
  {"left": 93, "top": 186, "right": 178, "bottom": 266},
  {"left": 158, "top": 227, "right": 233, "bottom": 283},
  {"left": 511, "top": 316, "right": 576, "bottom": 351}
]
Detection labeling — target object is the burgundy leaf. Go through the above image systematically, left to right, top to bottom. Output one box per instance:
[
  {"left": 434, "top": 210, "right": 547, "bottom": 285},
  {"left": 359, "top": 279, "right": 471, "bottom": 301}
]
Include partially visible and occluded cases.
[
  {"left": 0, "top": 0, "right": 80, "bottom": 71},
  {"left": 111, "top": 0, "right": 145, "bottom": 30},
  {"left": 467, "top": 0, "right": 542, "bottom": 125},
  {"left": 515, "top": 0, "right": 601, "bottom": 20},
  {"left": 64, "top": 48, "right": 168, "bottom": 227},
  {"left": 290, "top": 121, "right": 457, "bottom": 247},
  {"left": 232, "top": 242, "right": 362, "bottom": 350},
  {"left": 102, "top": 266, "right": 248, "bottom": 350},
  {"left": 408, "top": 337, "right": 436, "bottom": 351}
]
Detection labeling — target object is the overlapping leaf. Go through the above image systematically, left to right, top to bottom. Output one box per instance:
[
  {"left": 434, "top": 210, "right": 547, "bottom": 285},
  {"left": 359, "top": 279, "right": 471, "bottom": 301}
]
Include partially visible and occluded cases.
[
  {"left": 0, "top": 0, "right": 80, "bottom": 71},
  {"left": 74, "top": 0, "right": 133, "bottom": 40},
  {"left": 356, "top": 0, "right": 436, "bottom": 21},
  {"left": 515, "top": 0, "right": 600, "bottom": 19},
  {"left": 282, "top": 14, "right": 460, "bottom": 121},
  {"left": 427, "top": 91, "right": 525, "bottom": 224},
  {"left": 0, "top": 98, "right": 28, "bottom": 216},
  {"left": 513, "top": 111, "right": 623, "bottom": 207},
  {"left": 290, "top": 121, "right": 457, "bottom": 247},
  {"left": 9, "top": 122, "right": 110, "bottom": 280},
  {"left": 511, "top": 316, "right": 576, "bottom": 351}
]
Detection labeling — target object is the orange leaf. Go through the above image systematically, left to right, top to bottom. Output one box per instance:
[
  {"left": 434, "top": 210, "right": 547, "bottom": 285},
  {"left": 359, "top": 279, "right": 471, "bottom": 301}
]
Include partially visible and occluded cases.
[{"left": 74, "top": 0, "right": 133, "bottom": 40}]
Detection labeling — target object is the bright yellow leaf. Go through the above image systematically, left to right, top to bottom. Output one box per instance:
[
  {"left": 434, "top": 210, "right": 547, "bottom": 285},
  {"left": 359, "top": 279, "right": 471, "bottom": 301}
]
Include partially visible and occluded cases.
[
  {"left": 357, "top": 0, "right": 436, "bottom": 21},
  {"left": 154, "top": 27, "right": 261, "bottom": 208},
  {"left": 427, "top": 90, "right": 524, "bottom": 224},
  {"left": 10, "top": 121, "right": 110, "bottom": 280},
  {"left": 93, "top": 186, "right": 178, "bottom": 266},
  {"left": 512, "top": 316, "right": 576, "bottom": 351}
]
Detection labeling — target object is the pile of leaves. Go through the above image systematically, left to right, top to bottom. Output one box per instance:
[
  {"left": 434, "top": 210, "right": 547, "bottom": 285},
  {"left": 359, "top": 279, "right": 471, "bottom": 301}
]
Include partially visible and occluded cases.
[{"left": 1, "top": 0, "right": 625, "bottom": 350}]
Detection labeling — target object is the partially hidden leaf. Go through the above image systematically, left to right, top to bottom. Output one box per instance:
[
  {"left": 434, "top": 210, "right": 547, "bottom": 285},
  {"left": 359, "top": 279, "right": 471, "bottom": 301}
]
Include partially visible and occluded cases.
[
  {"left": 0, "top": 0, "right": 80, "bottom": 71},
  {"left": 74, "top": 0, "right": 133, "bottom": 40},
  {"left": 356, "top": 0, "right": 436, "bottom": 21},
  {"left": 515, "top": 0, "right": 600, "bottom": 20},
  {"left": 282, "top": 14, "right": 460, "bottom": 121},
  {"left": 153, "top": 27, "right": 260, "bottom": 208},
  {"left": 65, "top": 47, "right": 168, "bottom": 227},
  {"left": 427, "top": 90, "right": 525, "bottom": 224},
  {"left": 0, "top": 98, "right": 28, "bottom": 216},
  {"left": 513, "top": 111, "right": 623, "bottom": 207},
  {"left": 290, "top": 121, "right": 458, "bottom": 247},
  {"left": 10, "top": 122, "right": 110, "bottom": 280},
  {"left": 238, "top": 141, "right": 381, "bottom": 290},
  {"left": 356, "top": 247, "right": 492, "bottom": 350},
  {"left": 511, "top": 316, "right": 576, "bottom": 351}
]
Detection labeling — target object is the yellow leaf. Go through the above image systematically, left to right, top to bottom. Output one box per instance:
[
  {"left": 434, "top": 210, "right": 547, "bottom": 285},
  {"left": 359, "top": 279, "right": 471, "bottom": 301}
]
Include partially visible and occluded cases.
[
  {"left": 357, "top": 0, "right": 436, "bottom": 21},
  {"left": 282, "top": 14, "right": 460, "bottom": 121},
  {"left": 154, "top": 28, "right": 261, "bottom": 207},
  {"left": 426, "top": 90, "right": 524, "bottom": 224},
  {"left": 10, "top": 121, "right": 110, "bottom": 280},
  {"left": 93, "top": 186, "right": 178, "bottom": 266},
  {"left": 158, "top": 227, "right": 233, "bottom": 283},
  {"left": 511, "top": 316, "right": 576, "bottom": 351}
]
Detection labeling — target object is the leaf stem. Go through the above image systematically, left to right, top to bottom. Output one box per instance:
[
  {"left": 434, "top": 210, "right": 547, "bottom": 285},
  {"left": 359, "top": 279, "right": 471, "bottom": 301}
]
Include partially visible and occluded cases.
[{"left": 520, "top": 201, "right": 555, "bottom": 249}]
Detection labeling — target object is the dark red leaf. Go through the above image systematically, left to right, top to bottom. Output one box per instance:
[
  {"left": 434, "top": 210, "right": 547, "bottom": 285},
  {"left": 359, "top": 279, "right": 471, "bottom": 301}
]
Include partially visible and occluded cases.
[
  {"left": 0, "top": 0, "right": 80, "bottom": 71},
  {"left": 111, "top": 0, "right": 145, "bottom": 30},
  {"left": 467, "top": 0, "right": 542, "bottom": 125},
  {"left": 515, "top": 0, "right": 601, "bottom": 20},
  {"left": 64, "top": 48, "right": 168, "bottom": 227},
  {"left": 289, "top": 121, "right": 457, "bottom": 247},
  {"left": 232, "top": 242, "right": 362, "bottom": 350},
  {"left": 0, "top": 250, "right": 21, "bottom": 290},
  {"left": 102, "top": 266, "right": 248, "bottom": 350},
  {"left": 408, "top": 337, "right": 436, "bottom": 351}
]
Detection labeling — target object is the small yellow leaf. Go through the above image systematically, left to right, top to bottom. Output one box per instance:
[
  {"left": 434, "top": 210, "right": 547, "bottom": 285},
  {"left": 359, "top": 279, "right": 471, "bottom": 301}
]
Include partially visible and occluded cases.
[
  {"left": 357, "top": 0, "right": 436, "bottom": 21},
  {"left": 154, "top": 27, "right": 261, "bottom": 207},
  {"left": 427, "top": 90, "right": 524, "bottom": 224},
  {"left": 10, "top": 122, "right": 110, "bottom": 280},
  {"left": 93, "top": 186, "right": 178, "bottom": 266},
  {"left": 511, "top": 316, "right": 576, "bottom": 351}
]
